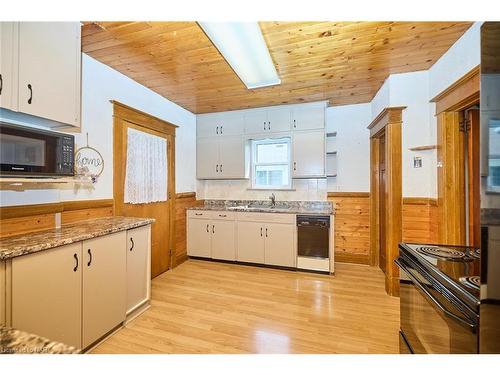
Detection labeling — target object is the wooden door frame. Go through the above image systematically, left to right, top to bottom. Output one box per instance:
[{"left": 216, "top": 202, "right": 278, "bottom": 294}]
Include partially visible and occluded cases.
[
  {"left": 430, "top": 67, "right": 479, "bottom": 245},
  {"left": 112, "top": 101, "right": 178, "bottom": 274},
  {"left": 368, "top": 106, "right": 405, "bottom": 296}
]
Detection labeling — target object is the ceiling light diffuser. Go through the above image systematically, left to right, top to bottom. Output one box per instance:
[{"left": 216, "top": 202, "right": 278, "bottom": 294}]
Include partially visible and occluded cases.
[{"left": 198, "top": 22, "right": 281, "bottom": 89}]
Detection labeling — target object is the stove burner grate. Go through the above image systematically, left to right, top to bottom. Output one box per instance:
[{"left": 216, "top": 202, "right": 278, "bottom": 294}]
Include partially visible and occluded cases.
[
  {"left": 416, "top": 246, "right": 469, "bottom": 260},
  {"left": 469, "top": 248, "right": 481, "bottom": 259},
  {"left": 459, "top": 276, "right": 480, "bottom": 290}
]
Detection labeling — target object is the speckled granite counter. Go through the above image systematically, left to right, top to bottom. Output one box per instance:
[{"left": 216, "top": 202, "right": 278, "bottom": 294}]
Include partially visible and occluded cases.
[
  {"left": 188, "top": 199, "right": 333, "bottom": 215},
  {"left": 0, "top": 216, "right": 155, "bottom": 260},
  {"left": 0, "top": 326, "right": 79, "bottom": 354}
]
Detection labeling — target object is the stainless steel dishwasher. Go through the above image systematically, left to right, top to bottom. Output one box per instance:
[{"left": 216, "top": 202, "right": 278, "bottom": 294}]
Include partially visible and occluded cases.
[{"left": 296, "top": 215, "right": 330, "bottom": 272}]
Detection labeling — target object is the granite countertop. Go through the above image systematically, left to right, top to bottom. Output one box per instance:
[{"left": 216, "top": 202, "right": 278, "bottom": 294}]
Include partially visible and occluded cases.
[
  {"left": 188, "top": 199, "right": 334, "bottom": 215},
  {"left": 0, "top": 216, "right": 155, "bottom": 260},
  {"left": 0, "top": 326, "right": 79, "bottom": 354}
]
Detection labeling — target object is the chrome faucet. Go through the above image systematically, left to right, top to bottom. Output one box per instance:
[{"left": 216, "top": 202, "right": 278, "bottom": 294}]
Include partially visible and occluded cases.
[{"left": 269, "top": 193, "right": 276, "bottom": 207}]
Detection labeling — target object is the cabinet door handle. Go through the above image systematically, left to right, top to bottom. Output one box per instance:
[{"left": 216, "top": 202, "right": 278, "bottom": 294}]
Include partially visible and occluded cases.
[
  {"left": 0, "top": 74, "right": 3, "bottom": 95},
  {"left": 27, "top": 84, "right": 33, "bottom": 104},
  {"left": 293, "top": 119, "right": 296, "bottom": 128},
  {"left": 263, "top": 121, "right": 266, "bottom": 130},
  {"left": 268, "top": 121, "right": 271, "bottom": 130},
  {"left": 220, "top": 125, "right": 223, "bottom": 135},
  {"left": 216, "top": 126, "right": 219, "bottom": 135},
  {"left": 293, "top": 162, "right": 297, "bottom": 171},
  {"left": 220, "top": 163, "right": 223, "bottom": 173},
  {"left": 216, "top": 164, "right": 219, "bottom": 173},
  {"left": 206, "top": 224, "right": 209, "bottom": 232},
  {"left": 212, "top": 224, "right": 215, "bottom": 233},
  {"left": 260, "top": 227, "right": 263, "bottom": 237},
  {"left": 266, "top": 228, "right": 268, "bottom": 237},
  {"left": 130, "top": 237, "right": 134, "bottom": 251},
  {"left": 87, "top": 249, "right": 92, "bottom": 266},
  {"left": 73, "top": 253, "right": 78, "bottom": 272}
]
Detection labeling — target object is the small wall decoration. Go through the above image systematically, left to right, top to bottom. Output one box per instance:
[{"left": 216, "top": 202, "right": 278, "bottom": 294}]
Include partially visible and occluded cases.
[{"left": 75, "top": 133, "right": 104, "bottom": 183}]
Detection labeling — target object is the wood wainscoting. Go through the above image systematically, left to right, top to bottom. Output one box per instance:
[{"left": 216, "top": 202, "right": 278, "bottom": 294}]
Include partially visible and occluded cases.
[
  {"left": 173, "top": 192, "right": 204, "bottom": 267},
  {"left": 328, "top": 192, "right": 370, "bottom": 265},
  {"left": 402, "top": 198, "right": 438, "bottom": 244},
  {"left": 0, "top": 199, "right": 114, "bottom": 238}
]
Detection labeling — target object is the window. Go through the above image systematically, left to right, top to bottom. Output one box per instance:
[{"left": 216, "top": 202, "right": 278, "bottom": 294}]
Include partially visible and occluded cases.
[{"left": 251, "top": 137, "right": 291, "bottom": 189}]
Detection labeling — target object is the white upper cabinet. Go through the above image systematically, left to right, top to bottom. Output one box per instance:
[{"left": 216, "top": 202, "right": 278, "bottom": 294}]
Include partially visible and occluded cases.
[
  {"left": 0, "top": 22, "right": 19, "bottom": 111},
  {"left": 17, "top": 22, "right": 81, "bottom": 127},
  {"left": 292, "top": 103, "right": 325, "bottom": 131},
  {"left": 244, "top": 107, "right": 291, "bottom": 135},
  {"left": 267, "top": 107, "right": 291, "bottom": 133},
  {"left": 244, "top": 109, "right": 268, "bottom": 134},
  {"left": 197, "top": 111, "right": 244, "bottom": 137},
  {"left": 292, "top": 130, "right": 325, "bottom": 178},
  {"left": 197, "top": 136, "right": 247, "bottom": 179}
]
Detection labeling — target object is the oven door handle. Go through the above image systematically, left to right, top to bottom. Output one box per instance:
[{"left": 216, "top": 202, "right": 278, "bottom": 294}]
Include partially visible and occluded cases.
[{"left": 396, "top": 259, "right": 477, "bottom": 331}]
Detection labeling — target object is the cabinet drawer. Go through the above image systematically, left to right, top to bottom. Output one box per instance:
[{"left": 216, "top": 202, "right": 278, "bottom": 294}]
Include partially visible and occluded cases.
[
  {"left": 188, "top": 210, "right": 213, "bottom": 219},
  {"left": 211, "top": 211, "right": 236, "bottom": 220},
  {"left": 236, "top": 212, "right": 295, "bottom": 224}
]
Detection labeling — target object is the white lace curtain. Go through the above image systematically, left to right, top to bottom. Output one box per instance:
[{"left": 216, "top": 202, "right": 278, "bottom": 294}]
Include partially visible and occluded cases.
[{"left": 124, "top": 128, "right": 167, "bottom": 204}]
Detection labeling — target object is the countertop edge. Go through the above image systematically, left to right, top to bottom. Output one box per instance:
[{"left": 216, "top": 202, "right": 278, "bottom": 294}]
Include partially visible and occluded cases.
[
  {"left": 186, "top": 206, "right": 334, "bottom": 215},
  {"left": 0, "top": 217, "right": 155, "bottom": 261},
  {"left": 0, "top": 326, "right": 80, "bottom": 354}
]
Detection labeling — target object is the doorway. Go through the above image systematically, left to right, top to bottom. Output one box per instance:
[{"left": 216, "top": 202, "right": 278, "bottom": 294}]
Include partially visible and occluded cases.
[
  {"left": 113, "top": 101, "right": 177, "bottom": 278},
  {"left": 464, "top": 107, "right": 480, "bottom": 247}
]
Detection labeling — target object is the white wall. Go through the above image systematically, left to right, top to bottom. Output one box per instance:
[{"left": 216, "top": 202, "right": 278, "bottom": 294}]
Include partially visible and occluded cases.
[
  {"left": 429, "top": 22, "right": 482, "bottom": 99},
  {"left": 0, "top": 54, "right": 197, "bottom": 207},
  {"left": 326, "top": 103, "right": 371, "bottom": 192}
]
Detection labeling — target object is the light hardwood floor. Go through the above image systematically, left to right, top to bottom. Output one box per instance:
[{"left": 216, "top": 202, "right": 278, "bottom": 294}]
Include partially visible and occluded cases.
[{"left": 91, "top": 260, "right": 400, "bottom": 354}]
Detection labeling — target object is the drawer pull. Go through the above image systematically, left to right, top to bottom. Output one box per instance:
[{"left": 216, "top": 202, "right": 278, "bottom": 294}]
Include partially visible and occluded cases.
[
  {"left": 195, "top": 213, "right": 203, "bottom": 216},
  {"left": 218, "top": 214, "right": 227, "bottom": 217}
]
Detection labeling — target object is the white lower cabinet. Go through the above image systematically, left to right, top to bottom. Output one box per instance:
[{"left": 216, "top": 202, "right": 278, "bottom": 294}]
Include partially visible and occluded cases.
[
  {"left": 187, "top": 211, "right": 236, "bottom": 261},
  {"left": 188, "top": 211, "right": 296, "bottom": 268},
  {"left": 187, "top": 217, "right": 212, "bottom": 257},
  {"left": 211, "top": 219, "right": 236, "bottom": 261},
  {"left": 236, "top": 221, "right": 265, "bottom": 263},
  {"left": 264, "top": 223, "right": 296, "bottom": 267},
  {"left": 9, "top": 224, "right": 151, "bottom": 350},
  {"left": 126, "top": 226, "right": 151, "bottom": 314},
  {"left": 83, "top": 232, "right": 126, "bottom": 348},
  {"left": 11, "top": 243, "right": 83, "bottom": 349}
]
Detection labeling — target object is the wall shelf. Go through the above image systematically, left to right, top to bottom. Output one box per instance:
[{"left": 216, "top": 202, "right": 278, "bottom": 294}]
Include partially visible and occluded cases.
[{"left": 408, "top": 145, "right": 437, "bottom": 151}]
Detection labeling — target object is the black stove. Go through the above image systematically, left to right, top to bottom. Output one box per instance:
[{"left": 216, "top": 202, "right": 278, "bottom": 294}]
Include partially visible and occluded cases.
[
  {"left": 397, "top": 242, "right": 480, "bottom": 354},
  {"left": 401, "top": 243, "right": 481, "bottom": 303}
]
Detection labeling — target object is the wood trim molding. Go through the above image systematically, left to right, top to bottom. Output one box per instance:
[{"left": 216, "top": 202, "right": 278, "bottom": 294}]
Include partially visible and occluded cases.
[
  {"left": 431, "top": 66, "right": 480, "bottom": 114},
  {"left": 111, "top": 101, "right": 178, "bottom": 136},
  {"left": 367, "top": 106, "right": 406, "bottom": 137},
  {"left": 369, "top": 106, "right": 403, "bottom": 296},
  {"left": 175, "top": 192, "right": 196, "bottom": 199},
  {"left": 327, "top": 192, "right": 370, "bottom": 198},
  {"left": 402, "top": 197, "right": 438, "bottom": 206},
  {"left": 0, "top": 199, "right": 114, "bottom": 220},
  {"left": 335, "top": 253, "right": 370, "bottom": 265}
]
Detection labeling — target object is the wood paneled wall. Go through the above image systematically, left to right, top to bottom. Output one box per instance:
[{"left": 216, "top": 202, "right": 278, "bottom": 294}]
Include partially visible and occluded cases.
[
  {"left": 174, "top": 192, "right": 204, "bottom": 266},
  {"left": 328, "top": 192, "right": 371, "bottom": 265},
  {"left": 329, "top": 193, "right": 438, "bottom": 266},
  {"left": 402, "top": 198, "right": 438, "bottom": 244},
  {"left": 0, "top": 200, "right": 114, "bottom": 238}
]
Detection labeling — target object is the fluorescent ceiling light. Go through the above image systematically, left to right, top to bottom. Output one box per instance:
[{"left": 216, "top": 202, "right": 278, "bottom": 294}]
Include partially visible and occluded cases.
[{"left": 198, "top": 22, "right": 281, "bottom": 89}]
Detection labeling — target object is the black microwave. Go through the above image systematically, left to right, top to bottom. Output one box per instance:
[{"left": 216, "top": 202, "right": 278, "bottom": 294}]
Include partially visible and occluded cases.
[{"left": 0, "top": 122, "right": 75, "bottom": 177}]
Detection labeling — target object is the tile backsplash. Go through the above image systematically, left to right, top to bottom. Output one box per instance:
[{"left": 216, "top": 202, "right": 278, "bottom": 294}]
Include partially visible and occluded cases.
[{"left": 196, "top": 178, "right": 328, "bottom": 201}]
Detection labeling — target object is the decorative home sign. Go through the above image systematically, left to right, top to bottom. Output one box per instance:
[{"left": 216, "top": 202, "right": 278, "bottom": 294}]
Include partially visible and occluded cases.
[{"left": 74, "top": 133, "right": 104, "bottom": 183}]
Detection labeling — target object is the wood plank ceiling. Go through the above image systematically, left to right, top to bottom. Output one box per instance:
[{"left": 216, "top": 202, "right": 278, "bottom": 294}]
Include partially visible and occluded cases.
[{"left": 82, "top": 21, "right": 473, "bottom": 114}]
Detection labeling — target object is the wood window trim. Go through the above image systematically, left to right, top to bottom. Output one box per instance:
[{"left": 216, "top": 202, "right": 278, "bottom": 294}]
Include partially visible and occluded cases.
[{"left": 369, "top": 107, "right": 404, "bottom": 296}]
